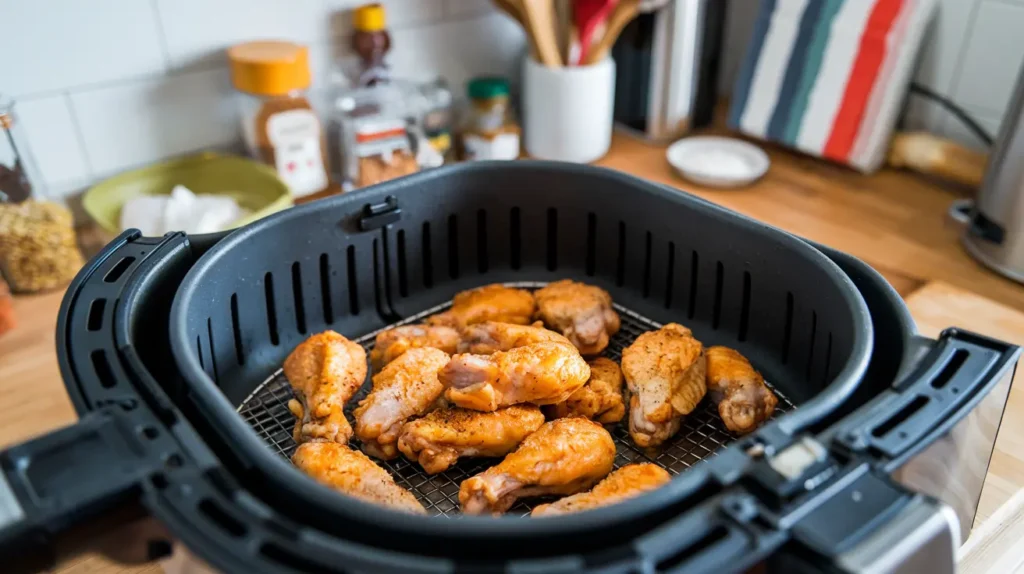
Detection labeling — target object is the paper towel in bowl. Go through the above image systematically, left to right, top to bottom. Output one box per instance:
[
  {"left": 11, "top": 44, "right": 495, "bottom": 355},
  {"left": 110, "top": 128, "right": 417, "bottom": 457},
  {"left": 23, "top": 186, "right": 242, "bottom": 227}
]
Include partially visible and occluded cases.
[{"left": 119, "top": 185, "right": 249, "bottom": 235}]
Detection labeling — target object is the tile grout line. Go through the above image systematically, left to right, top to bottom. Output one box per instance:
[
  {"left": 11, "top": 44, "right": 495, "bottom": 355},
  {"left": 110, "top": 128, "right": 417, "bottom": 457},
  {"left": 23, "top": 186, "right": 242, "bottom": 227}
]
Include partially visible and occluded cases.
[
  {"left": 150, "top": 0, "right": 175, "bottom": 72},
  {"left": 938, "top": 0, "right": 985, "bottom": 135},
  {"left": 63, "top": 92, "right": 97, "bottom": 189}
]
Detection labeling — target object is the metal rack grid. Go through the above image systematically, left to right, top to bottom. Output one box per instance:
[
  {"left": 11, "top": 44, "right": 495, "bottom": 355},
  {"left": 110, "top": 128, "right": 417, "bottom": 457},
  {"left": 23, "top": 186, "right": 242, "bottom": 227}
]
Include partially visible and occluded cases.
[{"left": 238, "top": 283, "right": 795, "bottom": 517}]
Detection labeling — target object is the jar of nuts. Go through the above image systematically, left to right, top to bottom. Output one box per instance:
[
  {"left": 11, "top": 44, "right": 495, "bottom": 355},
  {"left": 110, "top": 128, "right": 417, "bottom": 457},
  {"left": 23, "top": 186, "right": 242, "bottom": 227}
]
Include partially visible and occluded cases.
[{"left": 0, "top": 200, "right": 83, "bottom": 293}]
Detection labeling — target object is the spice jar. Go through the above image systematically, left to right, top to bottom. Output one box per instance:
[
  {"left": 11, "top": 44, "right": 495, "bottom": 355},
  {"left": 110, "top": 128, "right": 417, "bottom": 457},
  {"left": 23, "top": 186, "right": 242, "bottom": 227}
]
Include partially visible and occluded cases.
[
  {"left": 350, "top": 3, "right": 392, "bottom": 87},
  {"left": 228, "top": 41, "right": 332, "bottom": 200},
  {"left": 418, "top": 78, "right": 454, "bottom": 163},
  {"left": 461, "top": 78, "right": 521, "bottom": 161},
  {"left": 335, "top": 84, "right": 419, "bottom": 189},
  {"left": 0, "top": 95, "right": 45, "bottom": 203},
  {"left": 0, "top": 200, "right": 83, "bottom": 293}
]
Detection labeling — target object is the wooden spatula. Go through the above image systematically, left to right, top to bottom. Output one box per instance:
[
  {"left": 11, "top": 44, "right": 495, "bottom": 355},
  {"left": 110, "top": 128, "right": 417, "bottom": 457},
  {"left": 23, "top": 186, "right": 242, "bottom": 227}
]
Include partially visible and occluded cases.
[
  {"left": 509, "top": 0, "right": 564, "bottom": 67},
  {"left": 574, "top": 0, "right": 618, "bottom": 66}
]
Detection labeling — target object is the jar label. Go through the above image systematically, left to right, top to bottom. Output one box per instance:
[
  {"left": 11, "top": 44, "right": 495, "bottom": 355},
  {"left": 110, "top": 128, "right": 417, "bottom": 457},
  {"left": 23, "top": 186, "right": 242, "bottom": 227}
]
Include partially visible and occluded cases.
[
  {"left": 266, "top": 109, "right": 328, "bottom": 198},
  {"left": 464, "top": 133, "right": 519, "bottom": 161}
]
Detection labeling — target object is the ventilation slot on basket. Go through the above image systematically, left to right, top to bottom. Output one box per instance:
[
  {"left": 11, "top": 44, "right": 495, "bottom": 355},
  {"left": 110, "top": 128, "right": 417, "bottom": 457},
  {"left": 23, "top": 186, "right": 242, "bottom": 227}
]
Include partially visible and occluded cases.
[
  {"left": 510, "top": 207, "right": 521, "bottom": 270},
  {"left": 547, "top": 208, "right": 558, "bottom": 271},
  {"left": 477, "top": 209, "right": 488, "bottom": 274},
  {"left": 586, "top": 212, "right": 597, "bottom": 276},
  {"left": 448, "top": 214, "right": 460, "bottom": 279},
  {"left": 616, "top": 221, "right": 626, "bottom": 287},
  {"left": 422, "top": 222, "right": 434, "bottom": 288},
  {"left": 396, "top": 231, "right": 409, "bottom": 297},
  {"left": 642, "top": 232, "right": 653, "bottom": 298},
  {"left": 664, "top": 242, "right": 675, "bottom": 309},
  {"left": 347, "top": 246, "right": 359, "bottom": 315},
  {"left": 687, "top": 251, "right": 699, "bottom": 319},
  {"left": 319, "top": 254, "right": 334, "bottom": 323},
  {"left": 103, "top": 256, "right": 135, "bottom": 283},
  {"left": 291, "top": 262, "right": 306, "bottom": 335},
  {"left": 712, "top": 262, "right": 724, "bottom": 329},
  {"left": 264, "top": 272, "right": 279, "bottom": 346},
  {"left": 738, "top": 272, "right": 751, "bottom": 341},
  {"left": 782, "top": 292, "right": 794, "bottom": 364},
  {"left": 230, "top": 294, "right": 244, "bottom": 365},
  {"left": 87, "top": 299, "right": 106, "bottom": 332},
  {"left": 805, "top": 311, "right": 818, "bottom": 381},
  {"left": 207, "top": 318, "right": 219, "bottom": 384},
  {"left": 196, "top": 336, "right": 204, "bottom": 369},
  {"left": 932, "top": 349, "right": 969, "bottom": 390},
  {"left": 91, "top": 350, "right": 116, "bottom": 388},
  {"left": 871, "top": 396, "right": 929, "bottom": 439},
  {"left": 199, "top": 499, "right": 247, "bottom": 537},
  {"left": 655, "top": 525, "right": 730, "bottom": 573}
]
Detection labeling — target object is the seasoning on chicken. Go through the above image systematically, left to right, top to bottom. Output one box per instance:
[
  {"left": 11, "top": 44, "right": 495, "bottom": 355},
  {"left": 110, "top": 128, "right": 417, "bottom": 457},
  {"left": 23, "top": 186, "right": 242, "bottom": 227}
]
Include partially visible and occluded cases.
[
  {"left": 534, "top": 280, "right": 621, "bottom": 355},
  {"left": 426, "top": 283, "right": 536, "bottom": 328},
  {"left": 458, "top": 320, "right": 571, "bottom": 354},
  {"left": 620, "top": 323, "right": 706, "bottom": 448},
  {"left": 369, "top": 324, "right": 461, "bottom": 371},
  {"left": 284, "top": 330, "right": 367, "bottom": 445},
  {"left": 440, "top": 341, "right": 590, "bottom": 411},
  {"left": 705, "top": 346, "right": 778, "bottom": 434},
  {"left": 353, "top": 347, "right": 450, "bottom": 460},
  {"left": 544, "top": 357, "right": 625, "bottom": 424},
  {"left": 397, "top": 405, "right": 546, "bottom": 474},
  {"left": 460, "top": 418, "right": 616, "bottom": 515},
  {"left": 292, "top": 442, "right": 425, "bottom": 514},
  {"left": 531, "top": 463, "right": 671, "bottom": 517}
]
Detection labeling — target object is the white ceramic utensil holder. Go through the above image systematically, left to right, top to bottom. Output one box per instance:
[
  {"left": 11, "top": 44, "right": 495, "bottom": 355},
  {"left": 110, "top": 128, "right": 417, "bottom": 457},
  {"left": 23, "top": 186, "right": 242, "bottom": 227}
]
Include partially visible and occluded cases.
[{"left": 522, "top": 56, "right": 616, "bottom": 163}]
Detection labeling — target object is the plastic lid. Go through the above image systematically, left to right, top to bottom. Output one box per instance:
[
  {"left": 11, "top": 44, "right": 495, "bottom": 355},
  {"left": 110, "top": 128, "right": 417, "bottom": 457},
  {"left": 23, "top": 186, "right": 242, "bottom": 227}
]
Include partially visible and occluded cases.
[
  {"left": 353, "top": 3, "right": 387, "bottom": 32},
  {"left": 228, "top": 41, "right": 311, "bottom": 96},
  {"left": 467, "top": 77, "right": 510, "bottom": 100}
]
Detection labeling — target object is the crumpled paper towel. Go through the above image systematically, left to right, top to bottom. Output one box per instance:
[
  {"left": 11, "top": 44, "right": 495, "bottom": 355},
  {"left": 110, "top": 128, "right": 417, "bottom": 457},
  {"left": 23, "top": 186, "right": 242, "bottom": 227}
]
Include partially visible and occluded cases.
[{"left": 120, "top": 185, "right": 249, "bottom": 235}]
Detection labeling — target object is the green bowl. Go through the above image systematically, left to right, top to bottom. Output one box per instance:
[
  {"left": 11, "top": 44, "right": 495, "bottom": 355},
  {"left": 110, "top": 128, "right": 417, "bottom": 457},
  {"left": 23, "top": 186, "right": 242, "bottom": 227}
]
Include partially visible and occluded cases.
[{"left": 83, "top": 153, "right": 293, "bottom": 234}]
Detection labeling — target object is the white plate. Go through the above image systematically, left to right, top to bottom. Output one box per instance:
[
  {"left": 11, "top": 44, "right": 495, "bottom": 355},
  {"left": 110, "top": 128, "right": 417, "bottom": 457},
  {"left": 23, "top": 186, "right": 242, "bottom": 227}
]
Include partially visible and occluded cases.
[{"left": 666, "top": 136, "right": 770, "bottom": 189}]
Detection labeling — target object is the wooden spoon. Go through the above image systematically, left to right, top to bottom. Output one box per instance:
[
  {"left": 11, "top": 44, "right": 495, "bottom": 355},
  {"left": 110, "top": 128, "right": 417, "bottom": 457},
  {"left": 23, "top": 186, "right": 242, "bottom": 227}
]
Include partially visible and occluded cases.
[
  {"left": 493, "top": 0, "right": 540, "bottom": 60},
  {"left": 508, "top": 0, "right": 564, "bottom": 67}
]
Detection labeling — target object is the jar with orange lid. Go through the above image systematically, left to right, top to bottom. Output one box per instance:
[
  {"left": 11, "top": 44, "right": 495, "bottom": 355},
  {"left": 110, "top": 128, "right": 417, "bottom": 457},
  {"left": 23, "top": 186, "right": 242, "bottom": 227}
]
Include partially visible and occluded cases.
[{"left": 228, "top": 40, "right": 332, "bottom": 201}]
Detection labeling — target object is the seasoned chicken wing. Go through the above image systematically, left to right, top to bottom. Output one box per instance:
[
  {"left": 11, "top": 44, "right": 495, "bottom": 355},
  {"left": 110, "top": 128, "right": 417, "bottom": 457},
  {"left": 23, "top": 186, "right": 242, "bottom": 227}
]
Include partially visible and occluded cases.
[
  {"left": 534, "top": 280, "right": 621, "bottom": 355},
  {"left": 426, "top": 284, "right": 536, "bottom": 328},
  {"left": 458, "top": 320, "right": 571, "bottom": 354},
  {"left": 621, "top": 323, "right": 706, "bottom": 448},
  {"left": 369, "top": 324, "right": 461, "bottom": 371},
  {"left": 284, "top": 330, "right": 367, "bottom": 445},
  {"left": 440, "top": 342, "right": 590, "bottom": 411},
  {"left": 706, "top": 346, "right": 778, "bottom": 434},
  {"left": 353, "top": 347, "right": 451, "bottom": 460},
  {"left": 544, "top": 357, "right": 625, "bottom": 424},
  {"left": 397, "top": 405, "right": 545, "bottom": 474},
  {"left": 460, "top": 418, "right": 615, "bottom": 515},
  {"left": 292, "top": 442, "right": 425, "bottom": 514},
  {"left": 531, "top": 463, "right": 671, "bottom": 516}
]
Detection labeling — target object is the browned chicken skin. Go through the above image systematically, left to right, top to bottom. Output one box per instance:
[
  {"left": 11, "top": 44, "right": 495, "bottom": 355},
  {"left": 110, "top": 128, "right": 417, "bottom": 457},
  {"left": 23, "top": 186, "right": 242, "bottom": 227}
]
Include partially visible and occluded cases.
[
  {"left": 534, "top": 280, "right": 621, "bottom": 355},
  {"left": 426, "top": 284, "right": 536, "bottom": 328},
  {"left": 458, "top": 321, "right": 571, "bottom": 354},
  {"left": 621, "top": 323, "right": 706, "bottom": 448},
  {"left": 369, "top": 324, "right": 461, "bottom": 371},
  {"left": 284, "top": 331, "right": 367, "bottom": 445},
  {"left": 440, "top": 342, "right": 590, "bottom": 411},
  {"left": 705, "top": 346, "right": 778, "bottom": 434},
  {"left": 353, "top": 347, "right": 451, "bottom": 460},
  {"left": 544, "top": 357, "right": 625, "bottom": 424},
  {"left": 397, "top": 405, "right": 546, "bottom": 474},
  {"left": 459, "top": 418, "right": 616, "bottom": 515},
  {"left": 292, "top": 442, "right": 425, "bottom": 514},
  {"left": 531, "top": 463, "right": 671, "bottom": 516}
]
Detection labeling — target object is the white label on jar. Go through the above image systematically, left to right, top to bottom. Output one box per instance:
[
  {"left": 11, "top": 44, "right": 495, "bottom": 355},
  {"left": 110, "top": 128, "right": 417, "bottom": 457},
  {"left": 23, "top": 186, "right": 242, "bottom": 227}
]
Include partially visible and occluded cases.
[
  {"left": 266, "top": 109, "right": 328, "bottom": 197},
  {"left": 464, "top": 133, "right": 520, "bottom": 161}
]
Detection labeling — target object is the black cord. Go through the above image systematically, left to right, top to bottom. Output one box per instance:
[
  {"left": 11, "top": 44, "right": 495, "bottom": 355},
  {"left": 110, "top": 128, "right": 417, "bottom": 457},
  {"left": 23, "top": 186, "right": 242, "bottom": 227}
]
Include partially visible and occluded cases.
[{"left": 909, "top": 83, "right": 995, "bottom": 146}]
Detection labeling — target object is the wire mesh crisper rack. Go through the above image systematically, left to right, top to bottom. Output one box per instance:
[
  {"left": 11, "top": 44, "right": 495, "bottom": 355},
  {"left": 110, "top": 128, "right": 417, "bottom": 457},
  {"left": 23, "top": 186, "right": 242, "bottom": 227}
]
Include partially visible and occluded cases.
[{"left": 238, "top": 284, "right": 796, "bottom": 517}]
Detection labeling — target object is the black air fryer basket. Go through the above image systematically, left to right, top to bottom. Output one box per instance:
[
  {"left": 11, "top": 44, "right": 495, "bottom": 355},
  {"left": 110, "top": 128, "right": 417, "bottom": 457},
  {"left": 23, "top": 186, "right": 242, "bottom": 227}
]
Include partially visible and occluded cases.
[{"left": 0, "top": 163, "right": 1017, "bottom": 574}]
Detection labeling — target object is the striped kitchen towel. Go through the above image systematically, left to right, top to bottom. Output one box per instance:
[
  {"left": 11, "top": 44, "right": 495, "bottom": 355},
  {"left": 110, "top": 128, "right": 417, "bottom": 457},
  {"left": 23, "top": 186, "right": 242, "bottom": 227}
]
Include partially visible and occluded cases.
[{"left": 728, "top": 0, "right": 936, "bottom": 172}]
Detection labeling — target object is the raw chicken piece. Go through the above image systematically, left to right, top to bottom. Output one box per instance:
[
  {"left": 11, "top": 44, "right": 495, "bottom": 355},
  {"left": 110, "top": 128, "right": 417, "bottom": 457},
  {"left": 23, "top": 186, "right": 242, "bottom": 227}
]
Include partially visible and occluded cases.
[
  {"left": 534, "top": 280, "right": 621, "bottom": 355},
  {"left": 426, "top": 284, "right": 536, "bottom": 328},
  {"left": 458, "top": 320, "right": 571, "bottom": 354},
  {"left": 621, "top": 323, "right": 706, "bottom": 448},
  {"left": 369, "top": 324, "right": 461, "bottom": 371},
  {"left": 284, "top": 330, "right": 367, "bottom": 444},
  {"left": 440, "top": 342, "right": 590, "bottom": 411},
  {"left": 705, "top": 346, "right": 778, "bottom": 434},
  {"left": 353, "top": 347, "right": 451, "bottom": 460},
  {"left": 544, "top": 357, "right": 625, "bottom": 424},
  {"left": 397, "top": 405, "right": 545, "bottom": 474},
  {"left": 460, "top": 418, "right": 615, "bottom": 515},
  {"left": 292, "top": 442, "right": 425, "bottom": 514},
  {"left": 531, "top": 463, "right": 671, "bottom": 516}
]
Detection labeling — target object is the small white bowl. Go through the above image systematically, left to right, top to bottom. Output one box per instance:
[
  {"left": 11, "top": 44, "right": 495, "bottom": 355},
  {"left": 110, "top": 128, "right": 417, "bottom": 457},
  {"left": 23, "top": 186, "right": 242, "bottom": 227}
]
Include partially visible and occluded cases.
[{"left": 666, "top": 136, "right": 770, "bottom": 189}]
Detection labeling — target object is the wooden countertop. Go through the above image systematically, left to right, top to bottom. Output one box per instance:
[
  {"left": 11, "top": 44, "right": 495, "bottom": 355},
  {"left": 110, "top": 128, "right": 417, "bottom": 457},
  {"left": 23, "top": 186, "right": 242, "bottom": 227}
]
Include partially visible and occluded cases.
[{"left": 2, "top": 133, "right": 1022, "bottom": 573}]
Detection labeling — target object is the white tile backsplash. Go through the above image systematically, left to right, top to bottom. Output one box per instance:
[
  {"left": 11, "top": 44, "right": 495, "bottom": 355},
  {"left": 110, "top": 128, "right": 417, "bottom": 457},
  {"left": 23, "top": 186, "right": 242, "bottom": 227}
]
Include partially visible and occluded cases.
[
  {"left": 445, "top": 0, "right": 499, "bottom": 18},
  {"left": 953, "top": 0, "right": 1024, "bottom": 116},
  {"left": 14, "top": 95, "right": 93, "bottom": 197}
]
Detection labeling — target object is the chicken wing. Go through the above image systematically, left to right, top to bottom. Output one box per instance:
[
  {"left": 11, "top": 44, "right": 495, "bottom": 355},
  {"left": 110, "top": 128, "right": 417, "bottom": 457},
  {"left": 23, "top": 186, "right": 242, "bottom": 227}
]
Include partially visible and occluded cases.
[
  {"left": 534, "top": 280, "right": 621, "bottom": 355},
  {"left": 426, "top": 284, "right": 536, "bottom": 328},
  {"left": 458, "top": 321, "right": 571, "bottom": 354},
  {"left": 621, "top": 323, "right": 706, "bottom": 448},
  {"left": 369, "top": 324, "right": 461, "bottom": 371},
  {"left": 284, "top": 330, "right": 367, "bottom": 445},
  {"left": 440, "top": 342, "right": 590, "bottom": 411},
  {"left": 705, "top": 346, "right": 778, "bottom": 434},
  {"left": 353, "top": 347, "right": 451, "bottom": 460},
  {"left": 544, "top": 357, "right": 625, "bottom": 424},
  {"left": 397, "top": 405, "right": 546, "bottom": 474},
  {"left": 460, "top": 418, "right": 615, "bottom": 515},
  {"left": 292, "top": 442, "right": 425, "bottom": 514},
  {"left": 531, "top": 463, "right": 671, "bottom": 517}
]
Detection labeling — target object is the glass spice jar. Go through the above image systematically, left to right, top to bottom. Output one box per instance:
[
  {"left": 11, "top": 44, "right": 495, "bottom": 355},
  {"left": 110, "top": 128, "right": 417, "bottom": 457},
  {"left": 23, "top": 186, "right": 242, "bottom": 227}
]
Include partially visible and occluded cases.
[
  {"left": 461, "top": 78, "right": 521, "bottom": 161},
  {"left": 0, "top": 95, "right": 45, "bottom": 203},
  {"left": 0, "top": 200, "right": 83, "bottom": 293}
]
